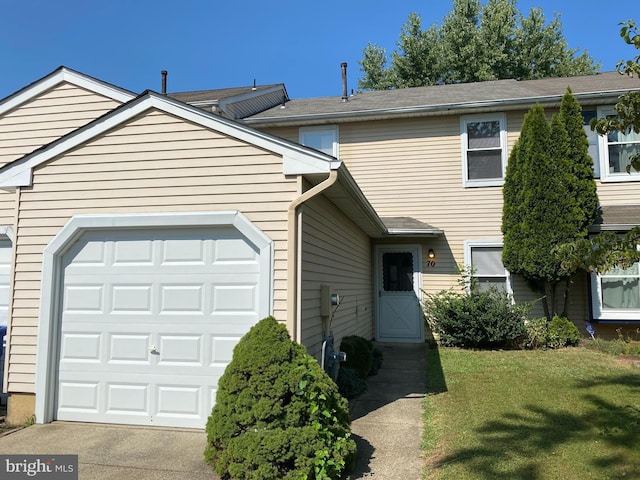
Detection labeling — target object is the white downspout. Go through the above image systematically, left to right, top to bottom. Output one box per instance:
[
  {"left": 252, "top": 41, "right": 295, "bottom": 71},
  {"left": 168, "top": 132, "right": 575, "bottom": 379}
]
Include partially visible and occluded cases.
[{"left": 287, "top": 169, "right": 339, "bottom": 343}]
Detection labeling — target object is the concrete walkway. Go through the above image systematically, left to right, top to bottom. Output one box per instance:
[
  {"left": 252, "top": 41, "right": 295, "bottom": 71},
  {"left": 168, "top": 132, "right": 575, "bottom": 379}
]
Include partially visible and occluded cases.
[
  {"left": 347, "top": 342, "right": 427, "bottom": 479},
  {"left": 0, "top": 343, "right": 427, "bottom": 479},
  {"left": 0, "top": 422, "right": 212, "bottom": 479}
]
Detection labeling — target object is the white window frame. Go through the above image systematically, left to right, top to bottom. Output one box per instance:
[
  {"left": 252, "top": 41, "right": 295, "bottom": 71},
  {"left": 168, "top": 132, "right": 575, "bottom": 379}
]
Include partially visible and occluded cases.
[
  {"left": 596, "top": 106, "right": 640, "bottom": 183},
  {"left": 582, "top": 109, "right": 600, "bottom": 179},
  {"left": 460, "top": 113, "right": 508, "bottom": 188},
  {"left": 299, "top": 125, "right": 339, "bottom": 157},
  {"left": 463, "top": 240, "right": 512, "bottom": 295},
  {"left": 590, "top": 251, "right": 640, "bottom": 322}
]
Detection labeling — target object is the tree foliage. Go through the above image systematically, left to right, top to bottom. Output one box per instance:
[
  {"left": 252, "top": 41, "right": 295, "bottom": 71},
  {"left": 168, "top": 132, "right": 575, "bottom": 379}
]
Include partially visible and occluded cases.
[
  {"left": 358, "top": 0, "right": 600, "bottom": 90},
  {"left": 557, "top": 20, "right": 640, "bottom": 274},
  {"left": 591, "top": 20, "right": 640, "bottom": 172},
  {"left": 502, "top": 91, "right": 599, "bottom": 319},
  {"left": 205, "top": 317, "right": 356, "bottom": 480}
]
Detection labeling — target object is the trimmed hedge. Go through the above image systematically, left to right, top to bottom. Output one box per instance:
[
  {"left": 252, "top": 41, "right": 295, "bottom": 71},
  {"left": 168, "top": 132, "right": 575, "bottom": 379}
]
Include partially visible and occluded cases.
[
  {"left": 205, "top": 317, "right": 356, "bottom": 479},
  {"left": 339, "top": 336, "right": 373, "bottom": 379}
]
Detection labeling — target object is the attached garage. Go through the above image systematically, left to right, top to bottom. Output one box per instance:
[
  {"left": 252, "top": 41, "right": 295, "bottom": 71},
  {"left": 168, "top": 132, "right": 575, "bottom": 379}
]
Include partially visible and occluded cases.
[
  {"left": 1, "top": 87, "right": 378, "bottom": 428},
  {"left": 36, "top": 212, "right": 273, "bottom": 428}
]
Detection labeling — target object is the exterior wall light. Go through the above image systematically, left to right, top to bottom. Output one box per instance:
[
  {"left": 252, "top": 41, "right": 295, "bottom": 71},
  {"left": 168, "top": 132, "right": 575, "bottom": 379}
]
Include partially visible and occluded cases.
[{"left": 428, "top": 248, "right": 435, "bottom": 259}]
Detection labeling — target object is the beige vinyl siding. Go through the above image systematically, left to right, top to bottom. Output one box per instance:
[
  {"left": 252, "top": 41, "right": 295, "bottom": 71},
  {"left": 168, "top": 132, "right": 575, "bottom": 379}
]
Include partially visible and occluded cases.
[
  {"left": 0, "top": 83, "right": 122, "bottom": 167},
  {"left": 262, "top": 107, "right": 631, "bottom": 328},
  {"left": 7, "top": 109, "right": 297, "bottom": 393},
  {"left": 596, "top": 180, "right": 640, "bottom": 206},
  {"left": 300, "top": 193, "right": 373, "bottom": 360}
]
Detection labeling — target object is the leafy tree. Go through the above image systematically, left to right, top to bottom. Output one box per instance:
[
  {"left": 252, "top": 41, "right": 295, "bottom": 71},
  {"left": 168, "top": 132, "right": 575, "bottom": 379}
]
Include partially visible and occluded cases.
[
  {"left": 358, "top": 0, "right": 600, "bottom": 90},
  {"left": 390, "top": 13, "right": 440, "bottom": 87},
  {"left": 557, "top": 20, "right": 640, "bottom": 274},
  {"left": 592, "top": 20, "right": 640, "bottom": 172},
  {"left": 358, "top": 43, "right": 394, "bottom": 91},
  {"left": 502, "top": 91, "right": 598, "bottom": 320}
]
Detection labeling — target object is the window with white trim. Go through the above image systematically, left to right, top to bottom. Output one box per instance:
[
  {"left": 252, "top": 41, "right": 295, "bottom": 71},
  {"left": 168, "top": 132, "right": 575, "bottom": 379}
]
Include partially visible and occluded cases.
[
  {"left": 597, "top": 106, "right": 640, "bottom": 182},
  {"left": 582, "top": 110, "right": 600, "bottom": 178},
  {"left": 461, "top": 114, "right": 507, "bottom": 187},
  {"left": 299, "top": 126, "right": 338, "bottom": 157},
  {"left": 464, "top": 241, "right": 511, "bottom": 293},
  {"left": 591, "top": 258, "right": 640, "bottom": 322}
]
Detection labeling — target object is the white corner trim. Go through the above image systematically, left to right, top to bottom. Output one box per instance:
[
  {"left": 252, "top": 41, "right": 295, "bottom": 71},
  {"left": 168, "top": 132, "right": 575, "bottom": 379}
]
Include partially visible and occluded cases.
[{"left": 34, "top": 210, "right": 274, "bottom": 424}]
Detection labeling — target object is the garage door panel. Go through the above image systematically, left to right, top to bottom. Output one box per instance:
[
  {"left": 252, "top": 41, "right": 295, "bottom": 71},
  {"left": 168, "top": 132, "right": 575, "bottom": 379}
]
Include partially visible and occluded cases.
[
  {"left": 57, "top": 225, "right": 266, "bottom": 428},
  {"left": 60, "top": 333, "right": 102, "bottom": 362},
  {"left": 109, "top": 334, "right": 152, "bottom": 363},
  {"left": 157, "top": 335, "right": 203, "bottom": 365},
  {"left": 58, "top": 381, "right": 100, "bottom": 413},
  {"left": 106, "top": 383, "right": 149, "bottom": 415}
]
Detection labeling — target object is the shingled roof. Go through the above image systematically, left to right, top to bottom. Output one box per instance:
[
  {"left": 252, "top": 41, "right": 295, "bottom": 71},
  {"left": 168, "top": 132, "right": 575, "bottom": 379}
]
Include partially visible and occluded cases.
[{"left": 242, "top": 72, "right": 640, "bottom": 126}]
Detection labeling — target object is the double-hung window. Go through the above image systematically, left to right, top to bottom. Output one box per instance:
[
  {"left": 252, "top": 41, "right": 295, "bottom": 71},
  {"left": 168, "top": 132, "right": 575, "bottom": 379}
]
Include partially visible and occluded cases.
[
  {"left": 597, "top": 106, "right": 640, "bottom": 182},
  {"left": 461, "top": 114, "right": 507, "bottom": 187},
  {"left": 299, "top": 126, "right": 339, "bottom": 157},
  {"left": 464, "top": 241, "right": 511, "bottom": 293},
  {"left": 591, "top": 256, "right": 640, "bottom": 322}
]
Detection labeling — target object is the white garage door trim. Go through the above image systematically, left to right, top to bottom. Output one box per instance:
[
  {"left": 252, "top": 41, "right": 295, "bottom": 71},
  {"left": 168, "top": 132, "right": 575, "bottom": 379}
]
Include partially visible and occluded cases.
[{"left": 35, "top": 211, "right": 273, "bottom": 425}]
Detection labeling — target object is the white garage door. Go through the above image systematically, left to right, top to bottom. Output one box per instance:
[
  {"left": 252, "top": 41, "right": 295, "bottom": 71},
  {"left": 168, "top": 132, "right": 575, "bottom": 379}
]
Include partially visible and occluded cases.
[{"left": 56, "top": 226, "right": 263, "bottom": 428}]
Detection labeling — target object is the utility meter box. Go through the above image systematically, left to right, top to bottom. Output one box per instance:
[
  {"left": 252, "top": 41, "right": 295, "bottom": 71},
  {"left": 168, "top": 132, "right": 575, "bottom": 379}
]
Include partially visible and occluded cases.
[{"left": 320, "top": 285, "right": 340, "bottom": 317}]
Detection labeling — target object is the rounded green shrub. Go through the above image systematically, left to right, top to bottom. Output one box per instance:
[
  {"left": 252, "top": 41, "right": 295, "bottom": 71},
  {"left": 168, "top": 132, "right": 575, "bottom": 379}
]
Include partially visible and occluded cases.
[
  {"left": 424, "top": 287, "right": 530, "bottom": 349},
  {"left": 546, "top": 315, "right": 581, "bottom": 348},
  {"left": 204, "top": 316, "right": 356, "bottom": 480},
  {"left": 339, "top": 335, "right": 373, "bottom": 379},
  {"left": 336, "top": 366, "right": 367, "bottom": 399}
]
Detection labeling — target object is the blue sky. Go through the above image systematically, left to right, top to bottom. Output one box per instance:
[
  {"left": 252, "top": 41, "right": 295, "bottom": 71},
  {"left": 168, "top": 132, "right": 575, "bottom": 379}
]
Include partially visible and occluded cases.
[{"left": 0, "top": 1, "right": 635, "bottom": 100}]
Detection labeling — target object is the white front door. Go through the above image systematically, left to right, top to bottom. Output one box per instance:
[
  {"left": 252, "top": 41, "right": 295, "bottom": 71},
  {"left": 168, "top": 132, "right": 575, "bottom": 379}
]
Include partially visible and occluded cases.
[
  {"left": 56, "top": 226, "right": 264, "bottom": 429},
  {"left": 376, "top": 245, "right": 424, "bottom": 342}
]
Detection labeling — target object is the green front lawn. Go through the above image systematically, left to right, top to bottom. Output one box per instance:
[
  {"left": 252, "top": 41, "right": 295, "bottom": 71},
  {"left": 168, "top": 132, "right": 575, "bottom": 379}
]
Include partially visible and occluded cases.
[{"left": 423, "top": 347, "right": 640, "bottom": 479}]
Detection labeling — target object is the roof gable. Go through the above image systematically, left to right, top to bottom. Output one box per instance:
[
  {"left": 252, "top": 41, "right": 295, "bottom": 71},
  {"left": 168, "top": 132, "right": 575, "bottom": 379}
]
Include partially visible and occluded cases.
[
  {"left": 0, "top": 66, "right": 135, "bottom": 117},
  {"left": 0, "top": 90, "right": 340, "bottom": 188}
]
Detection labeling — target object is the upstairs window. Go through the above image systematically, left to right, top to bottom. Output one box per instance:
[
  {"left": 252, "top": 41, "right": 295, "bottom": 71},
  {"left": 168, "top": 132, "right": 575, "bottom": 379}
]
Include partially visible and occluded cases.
[
  {"left": 597, "top": 106, "right": 640, "bottom": 182},
  {"left": 461, "top": 114, "right": 507, "bottom": 187},
  {"left": 299, "top": 126, "right": 338, "bottom": 157}
]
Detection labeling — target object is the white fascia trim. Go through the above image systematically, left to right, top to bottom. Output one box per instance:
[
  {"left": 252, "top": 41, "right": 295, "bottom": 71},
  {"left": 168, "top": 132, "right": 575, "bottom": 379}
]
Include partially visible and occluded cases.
[
  {"left": 0, "top": 67, "right": 135, "bottom": 116},
  {"left": 0, "top": 92, "right": 338, "bottom": 188},
  {"left": 35, "top": 210, "right": 274, "bottom": 424}
]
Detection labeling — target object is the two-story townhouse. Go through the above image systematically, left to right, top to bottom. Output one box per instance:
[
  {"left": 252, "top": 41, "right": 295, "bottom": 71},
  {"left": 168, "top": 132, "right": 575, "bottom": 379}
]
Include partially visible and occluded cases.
[
  {"left": 1, "top": 67, "right": 639, "bottom": 429},
  {"left": 241, "top": 71, "right": 640, "bottom": 341}
]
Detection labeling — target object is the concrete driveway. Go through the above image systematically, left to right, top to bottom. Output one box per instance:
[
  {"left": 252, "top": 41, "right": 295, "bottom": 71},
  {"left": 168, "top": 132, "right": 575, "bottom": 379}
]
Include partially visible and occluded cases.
[{"left": 0, "top": 422, "right": 216, "bottom": 479}]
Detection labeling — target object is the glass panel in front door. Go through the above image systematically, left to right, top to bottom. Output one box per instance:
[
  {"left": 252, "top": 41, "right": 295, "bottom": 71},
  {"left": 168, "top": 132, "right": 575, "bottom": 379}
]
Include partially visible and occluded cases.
[{"left": 382, "top": 252, "right": 414, "bottom": 292}]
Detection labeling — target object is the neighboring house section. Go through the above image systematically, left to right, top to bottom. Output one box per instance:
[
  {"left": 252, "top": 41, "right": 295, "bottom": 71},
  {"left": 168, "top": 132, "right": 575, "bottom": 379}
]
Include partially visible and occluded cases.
[
  {"left": 0, "top": 68, "right": 136, "bottom": 411},
  {"left": 243, "top": 71, "right": 640, "bottom": 337},
  {"left": 168, "top": 83, "right": 288, "bottom": 120}
]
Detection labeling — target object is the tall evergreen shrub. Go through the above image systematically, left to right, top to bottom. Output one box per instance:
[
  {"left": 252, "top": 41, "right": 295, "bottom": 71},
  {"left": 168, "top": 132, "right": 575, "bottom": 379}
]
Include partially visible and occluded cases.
[
  {"left": 502, "top": 90, "right": 598, "bottom": 319},
  {"left": 204, "top": 317, "right": 356, "bottom": 480}
]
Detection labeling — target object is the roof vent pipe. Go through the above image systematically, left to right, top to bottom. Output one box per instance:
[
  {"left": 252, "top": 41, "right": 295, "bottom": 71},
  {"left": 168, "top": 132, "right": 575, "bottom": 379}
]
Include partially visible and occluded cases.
[
  {"left": 341, "top": 62, "right": 348, "bottom": 102},
  {"left": 161, "top": 70, "right": 168, "bottom": 94}
]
